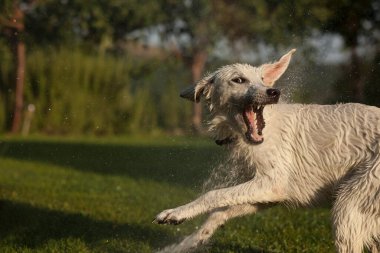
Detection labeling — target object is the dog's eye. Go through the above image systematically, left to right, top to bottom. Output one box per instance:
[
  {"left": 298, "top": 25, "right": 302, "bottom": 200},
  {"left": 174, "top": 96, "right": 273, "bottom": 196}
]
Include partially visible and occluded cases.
[{"left": 232, "top": 77, "right": 246, "bottom": 84}]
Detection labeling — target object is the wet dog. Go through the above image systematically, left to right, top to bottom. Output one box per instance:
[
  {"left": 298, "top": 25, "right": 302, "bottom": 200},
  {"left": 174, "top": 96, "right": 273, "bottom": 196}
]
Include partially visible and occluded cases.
[{"left": 154, "top": 49, "right": 380, "bottom": 253}]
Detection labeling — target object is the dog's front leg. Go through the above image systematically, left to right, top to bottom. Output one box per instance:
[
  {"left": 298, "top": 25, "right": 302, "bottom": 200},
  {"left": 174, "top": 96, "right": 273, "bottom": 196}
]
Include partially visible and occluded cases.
[
  {"left": 154, "top": 175, "right": 285, "bottom": 225},
  {"left": 156, "top": 204, "right": 261, "bottom": 253}
]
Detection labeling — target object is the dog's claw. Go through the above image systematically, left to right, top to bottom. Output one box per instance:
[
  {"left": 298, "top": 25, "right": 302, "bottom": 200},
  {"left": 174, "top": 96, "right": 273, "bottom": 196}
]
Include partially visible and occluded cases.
[
  {"left": 154, "top": 208, "right": 186, "bottom": 225},
  {"left": 152, "top": 217, "right": 168, "bottom": 225},
  {"left": 169, "top": 218, "right": 186, "bottom": 225}
]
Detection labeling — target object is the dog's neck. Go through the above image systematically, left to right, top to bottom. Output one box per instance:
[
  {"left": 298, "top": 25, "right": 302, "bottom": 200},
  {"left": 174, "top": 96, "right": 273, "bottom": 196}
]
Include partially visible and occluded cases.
[{"left": 215, "top": 136, "right": 237, "bottom": 146}]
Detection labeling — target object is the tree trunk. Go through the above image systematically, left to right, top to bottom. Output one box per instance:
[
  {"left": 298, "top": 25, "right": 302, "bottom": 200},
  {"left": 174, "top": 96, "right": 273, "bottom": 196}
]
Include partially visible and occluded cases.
[
  {"left": 9, "top": 2, "right": 25, "bottom": 134},
  {"left": 343, "top": 10, "right": 364, "bottom": 103},
  {"left": 11, "top": 39, "right": 25, "bottom": 133},
  {"left": 350, "top": 46, "right": 364, "bottom": 102},
  {"left": 191, "top": 50, "right": 207, "bottom": 133}
]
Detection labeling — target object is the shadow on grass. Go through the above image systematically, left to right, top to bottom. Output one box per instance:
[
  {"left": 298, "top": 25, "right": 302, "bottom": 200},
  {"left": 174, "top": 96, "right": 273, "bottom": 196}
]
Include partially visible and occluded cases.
[
  {"left": 0, "top": 140, "right": 223, "bottom": 188},
  {"left": 0, "top": 200, "right": 172, "bottom": 251},
  {"left": 0, "top": 200, "right": 271, "bottom": 253},
  {"left": 209, "top": 243, "right": 276, "bottom": 253}
]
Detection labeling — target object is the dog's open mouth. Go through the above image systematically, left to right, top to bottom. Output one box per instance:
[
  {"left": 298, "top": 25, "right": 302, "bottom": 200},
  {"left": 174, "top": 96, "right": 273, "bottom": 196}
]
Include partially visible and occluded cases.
[{"left": 242, "top": 105, "right": 266, "bottom": 144}]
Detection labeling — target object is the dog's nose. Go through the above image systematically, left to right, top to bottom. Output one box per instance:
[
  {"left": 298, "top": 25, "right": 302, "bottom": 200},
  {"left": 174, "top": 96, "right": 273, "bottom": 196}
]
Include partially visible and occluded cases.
[{"left": 266, "top": 88, "right": 281, "bottom": 97}]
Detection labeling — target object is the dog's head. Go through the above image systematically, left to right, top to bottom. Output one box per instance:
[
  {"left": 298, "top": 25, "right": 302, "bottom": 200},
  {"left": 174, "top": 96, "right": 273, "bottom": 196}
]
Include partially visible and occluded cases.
[{"left": 180, "top": 49, "right": 296, "bottom": 145}]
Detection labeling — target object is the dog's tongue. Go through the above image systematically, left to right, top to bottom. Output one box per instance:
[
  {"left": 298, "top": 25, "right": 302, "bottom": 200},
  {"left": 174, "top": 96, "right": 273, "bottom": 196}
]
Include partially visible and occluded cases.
[{"left": 243, "top": 108, "right": 263, "bottom": 144}]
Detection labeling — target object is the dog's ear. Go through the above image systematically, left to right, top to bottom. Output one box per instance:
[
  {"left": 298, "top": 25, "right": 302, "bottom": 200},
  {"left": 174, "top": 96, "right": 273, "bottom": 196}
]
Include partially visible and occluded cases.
[
  {"left": 261, "top": 49, "right": 296, "bottom": 86},
  {"left": 180, "top": 74, "right": 214, "bottom": 102}
]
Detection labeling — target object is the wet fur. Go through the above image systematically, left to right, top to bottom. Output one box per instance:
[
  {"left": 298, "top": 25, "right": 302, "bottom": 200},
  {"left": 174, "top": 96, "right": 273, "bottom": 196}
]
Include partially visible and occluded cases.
[{"left": 155, "top": 55, "right": 380, "bottom": 253}]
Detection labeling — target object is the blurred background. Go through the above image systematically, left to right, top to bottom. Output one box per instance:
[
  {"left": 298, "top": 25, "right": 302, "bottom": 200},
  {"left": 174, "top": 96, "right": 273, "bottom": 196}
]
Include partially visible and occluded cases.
[
  {"left": 0, "top": 0, "right": 379, "bottom": 136},
  {"left": 0, "top": 1, "right": 380, "bottom": 252}
]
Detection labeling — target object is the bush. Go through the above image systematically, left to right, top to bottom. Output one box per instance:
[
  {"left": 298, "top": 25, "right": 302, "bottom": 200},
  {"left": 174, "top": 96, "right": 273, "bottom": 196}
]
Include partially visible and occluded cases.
[{"left": 0, "top": 46, "right": 192, "bottom": 135}]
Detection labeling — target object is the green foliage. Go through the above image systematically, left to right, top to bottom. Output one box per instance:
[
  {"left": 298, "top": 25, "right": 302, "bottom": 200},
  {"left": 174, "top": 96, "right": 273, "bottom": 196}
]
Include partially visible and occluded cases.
[
  {"left": 0, "top": 0, "right": 379, "bottom": 135},
  {"left": 0, "top": 0, "right": 13, "bottom": 15},
  {"left": 24, "top": 0, "right": 165, "bottom": 46},
  {"left": 0, "top": 47, "right": 192, "bottom": 134}
]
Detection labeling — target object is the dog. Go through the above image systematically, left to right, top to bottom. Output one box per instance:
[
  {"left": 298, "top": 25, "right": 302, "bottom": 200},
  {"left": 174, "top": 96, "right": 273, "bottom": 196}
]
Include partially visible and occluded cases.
[{"left": 154, "top": 49, "right": 380, "bottom": 253}]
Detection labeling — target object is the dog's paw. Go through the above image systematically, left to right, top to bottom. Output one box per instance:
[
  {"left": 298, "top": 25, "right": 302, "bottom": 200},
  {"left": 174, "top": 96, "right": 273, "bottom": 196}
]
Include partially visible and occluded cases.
[{"left": 153, "top": 208, "right": 186, "bottom": 225}]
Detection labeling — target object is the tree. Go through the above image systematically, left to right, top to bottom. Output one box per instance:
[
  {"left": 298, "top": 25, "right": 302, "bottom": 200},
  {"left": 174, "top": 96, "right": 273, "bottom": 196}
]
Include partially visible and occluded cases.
[
  {"left": 0, "top": 0, "right": 36, "bottom": 133},
  {"left": 0, "top": 0, "right": 165, "bottom": 133},
  {"left": 26, "top": 0, "right": 165, "bottom": 46},
  {"left": 214, "top": 0, "right": 379, "bottom": 103},
  {"left": 320, "top": 0, "right": 377, "bottom": 102},
  {"left": 157, "top": 1, "right": 218, "bottom": 132},
  {"left": 157, "top": 1, "right": 293, "bottom": 132}
]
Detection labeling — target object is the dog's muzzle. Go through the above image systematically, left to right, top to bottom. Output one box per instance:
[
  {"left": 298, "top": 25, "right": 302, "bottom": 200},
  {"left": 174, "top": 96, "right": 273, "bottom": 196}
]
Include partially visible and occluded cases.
[{"left": 242, "top": 88, "right": 280, "bottom": 144}]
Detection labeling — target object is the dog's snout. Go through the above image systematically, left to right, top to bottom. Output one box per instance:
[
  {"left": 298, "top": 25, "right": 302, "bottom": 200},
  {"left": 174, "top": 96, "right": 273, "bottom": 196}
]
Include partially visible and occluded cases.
[{"left": 266, "top": 88, "right": 280, "bottom": 97}]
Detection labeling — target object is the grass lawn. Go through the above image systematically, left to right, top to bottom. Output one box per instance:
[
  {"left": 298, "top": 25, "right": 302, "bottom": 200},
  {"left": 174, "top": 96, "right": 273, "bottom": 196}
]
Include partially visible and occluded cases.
[{"left": 0, "top": 136, "right": 335, "bottom": 252}]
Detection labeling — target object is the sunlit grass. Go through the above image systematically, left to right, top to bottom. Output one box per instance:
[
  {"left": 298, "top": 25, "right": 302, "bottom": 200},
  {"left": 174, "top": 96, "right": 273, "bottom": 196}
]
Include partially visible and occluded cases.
[{"left": 0, "top": 137, "right": 334, "bottom": 252}]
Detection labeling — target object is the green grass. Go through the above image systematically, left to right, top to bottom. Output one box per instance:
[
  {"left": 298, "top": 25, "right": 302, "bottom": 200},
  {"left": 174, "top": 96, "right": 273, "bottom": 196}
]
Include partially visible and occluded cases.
[{"left": 0, "top": 136, "right": 335, "bottom": 252}]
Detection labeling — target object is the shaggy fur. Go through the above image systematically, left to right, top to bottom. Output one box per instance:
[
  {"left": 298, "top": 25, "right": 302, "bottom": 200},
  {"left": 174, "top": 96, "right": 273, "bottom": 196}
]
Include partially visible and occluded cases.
[{"left": 154, "top": 50, "right": 380, "bottom": 253}]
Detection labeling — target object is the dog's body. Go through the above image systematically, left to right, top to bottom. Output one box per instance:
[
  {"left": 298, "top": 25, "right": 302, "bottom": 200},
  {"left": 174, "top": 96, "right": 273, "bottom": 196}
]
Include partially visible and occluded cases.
[{"left": 155, "top": 50, "right": 380, "bottom": 253}]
